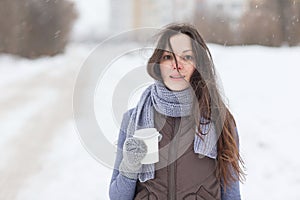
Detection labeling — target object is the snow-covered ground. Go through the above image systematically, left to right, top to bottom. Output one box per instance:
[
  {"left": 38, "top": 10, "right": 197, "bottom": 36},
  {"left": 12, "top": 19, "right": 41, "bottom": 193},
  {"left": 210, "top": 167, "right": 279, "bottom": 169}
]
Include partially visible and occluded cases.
[{"left": 1, "top": 0, "right": 300, "bottom": 200}]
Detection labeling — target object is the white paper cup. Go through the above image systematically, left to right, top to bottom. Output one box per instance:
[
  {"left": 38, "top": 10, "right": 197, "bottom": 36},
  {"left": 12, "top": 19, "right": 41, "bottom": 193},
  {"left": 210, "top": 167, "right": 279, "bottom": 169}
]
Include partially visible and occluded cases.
[{"left": 133, "top": 128, "right": 160, "bottom": 164}]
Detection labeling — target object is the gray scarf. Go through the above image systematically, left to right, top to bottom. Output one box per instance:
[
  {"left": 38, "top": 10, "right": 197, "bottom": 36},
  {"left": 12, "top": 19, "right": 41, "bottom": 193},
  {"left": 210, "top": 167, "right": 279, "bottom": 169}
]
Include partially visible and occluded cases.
[{"left": 126, "top": 81, "right": 218, "bottom": 182}]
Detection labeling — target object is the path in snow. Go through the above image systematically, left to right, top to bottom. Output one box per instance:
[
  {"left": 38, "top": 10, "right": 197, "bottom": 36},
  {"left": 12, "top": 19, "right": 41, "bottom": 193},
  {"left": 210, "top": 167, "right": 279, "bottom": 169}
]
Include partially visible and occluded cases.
[{"left": 0, "top": 56, "right": 79, "bottom": 200}]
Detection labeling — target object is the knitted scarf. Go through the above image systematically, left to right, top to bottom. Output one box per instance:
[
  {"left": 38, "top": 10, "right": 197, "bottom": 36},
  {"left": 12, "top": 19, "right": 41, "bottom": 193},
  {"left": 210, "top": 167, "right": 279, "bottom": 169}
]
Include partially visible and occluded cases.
[{"left": 126, "top": 81, "right": 218, "bottom": 182}]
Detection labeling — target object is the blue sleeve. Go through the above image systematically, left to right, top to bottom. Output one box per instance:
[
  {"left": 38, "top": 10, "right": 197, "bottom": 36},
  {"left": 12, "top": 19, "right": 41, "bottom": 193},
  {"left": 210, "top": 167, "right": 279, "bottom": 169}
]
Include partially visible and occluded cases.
[
  {"left": 109, "top": 110, "right": 137, "bottom": 200},
  {"left": 221, "top": 126, "right": 242, "bottom": 200},
  {"left": 221, "top": 179, "right": 241, "bottom": 200}
]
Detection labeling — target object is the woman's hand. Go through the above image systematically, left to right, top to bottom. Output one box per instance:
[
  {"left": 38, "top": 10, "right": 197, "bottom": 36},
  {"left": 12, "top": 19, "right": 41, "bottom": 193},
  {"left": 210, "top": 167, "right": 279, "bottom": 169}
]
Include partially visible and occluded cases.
[{"left": 119, "top": 137, "right": 147, "bottom": 179}]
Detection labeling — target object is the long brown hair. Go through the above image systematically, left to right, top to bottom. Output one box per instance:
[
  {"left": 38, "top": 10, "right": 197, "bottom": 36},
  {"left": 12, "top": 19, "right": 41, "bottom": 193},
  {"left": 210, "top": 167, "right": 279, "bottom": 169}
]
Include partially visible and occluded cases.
[{"left": 147, "top": 23, "right": 245, "bottom": 189}]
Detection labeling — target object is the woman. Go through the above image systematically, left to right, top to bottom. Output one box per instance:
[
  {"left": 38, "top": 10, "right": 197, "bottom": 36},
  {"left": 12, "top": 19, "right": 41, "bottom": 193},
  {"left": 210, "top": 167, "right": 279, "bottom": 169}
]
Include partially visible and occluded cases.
[{"left": 109, "top": 23, "right": 245, "bottom": 200}]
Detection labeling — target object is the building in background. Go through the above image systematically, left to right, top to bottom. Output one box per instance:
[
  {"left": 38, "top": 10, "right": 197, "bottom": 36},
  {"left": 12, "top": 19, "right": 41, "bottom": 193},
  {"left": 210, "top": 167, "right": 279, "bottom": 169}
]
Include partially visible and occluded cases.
[
  {"left": 110, "top": 0, "right": 195, "bottom": 33},
  {"left": 110, "top": 0, "right": 134, "bottom": 33},
  {"left": 110, "top": 0, "right": 248, "bottom": 32},
  {"left": 172, "top": 0, "right": 196, "bottom": 23}
]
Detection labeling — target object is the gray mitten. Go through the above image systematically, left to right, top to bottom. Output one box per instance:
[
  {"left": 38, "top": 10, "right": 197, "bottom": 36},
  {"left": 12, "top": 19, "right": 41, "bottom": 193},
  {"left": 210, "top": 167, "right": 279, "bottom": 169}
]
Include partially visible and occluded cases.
[{"left": 119, "top": 137, "right": 147, "bottom": 179}]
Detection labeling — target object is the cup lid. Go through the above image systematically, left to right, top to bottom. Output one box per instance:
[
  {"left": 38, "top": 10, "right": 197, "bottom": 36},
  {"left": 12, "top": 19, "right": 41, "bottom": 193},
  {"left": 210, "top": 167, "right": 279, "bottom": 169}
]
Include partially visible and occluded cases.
[{"left": 133, "top": 128, "right": 159, "bottom": 139}]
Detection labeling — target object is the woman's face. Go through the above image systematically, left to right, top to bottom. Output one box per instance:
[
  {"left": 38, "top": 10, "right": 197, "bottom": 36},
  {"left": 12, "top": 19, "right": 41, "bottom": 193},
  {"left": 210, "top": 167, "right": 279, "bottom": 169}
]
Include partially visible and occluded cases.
[{"left": 159, "top": 33, "right": 195, "bottom": 91}]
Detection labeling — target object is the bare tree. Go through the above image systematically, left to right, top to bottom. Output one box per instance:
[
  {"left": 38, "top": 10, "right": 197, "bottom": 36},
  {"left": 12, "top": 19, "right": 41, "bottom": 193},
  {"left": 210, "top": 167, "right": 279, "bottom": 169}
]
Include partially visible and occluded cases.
[
  {"left": 0, "top": 0, "right": 77, "bottom": 58},
  {"left": 192, "top": 0, "right": 300, "bottom": 46},
  {"left": 239, "top": 0, "right": 283, "bottom": 46},
  {"left": 240, "top": 0, "right": 300, "bottom": 46},
  {"left": 276, "top": 0, "right": 289, "bottom": 42},
  {"left": 279, "top": 0, "right": 300, "bottom": 45},
  {"left": 194, "top": 1, "right": 234, "bottom": 45}
]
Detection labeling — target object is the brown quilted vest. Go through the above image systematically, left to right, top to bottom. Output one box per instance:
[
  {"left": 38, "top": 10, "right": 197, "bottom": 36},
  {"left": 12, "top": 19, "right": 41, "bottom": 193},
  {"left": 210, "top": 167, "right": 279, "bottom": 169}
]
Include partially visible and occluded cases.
[{"left": 134, "top": 111, "right": 221, "bottom": 200}]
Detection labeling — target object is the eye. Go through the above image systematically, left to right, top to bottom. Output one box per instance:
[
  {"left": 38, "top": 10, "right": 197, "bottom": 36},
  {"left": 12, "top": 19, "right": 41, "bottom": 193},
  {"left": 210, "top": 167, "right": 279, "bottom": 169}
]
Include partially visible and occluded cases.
[
  {"left": 161, "top": 54, "right": 173, "bottom": 60},
  {"left": 183, "top": 55, "right": 194, "bottom": 61}
]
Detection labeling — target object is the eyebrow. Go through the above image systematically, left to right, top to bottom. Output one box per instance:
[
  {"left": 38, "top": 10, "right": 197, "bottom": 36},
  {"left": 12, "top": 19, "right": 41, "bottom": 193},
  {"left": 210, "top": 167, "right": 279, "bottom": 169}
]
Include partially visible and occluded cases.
[
  {"left": 164, "top": 49, "right": 193, "bottom": 54},
  {"left": 182, "top": 50, "right": 193, "bottom": 53}
]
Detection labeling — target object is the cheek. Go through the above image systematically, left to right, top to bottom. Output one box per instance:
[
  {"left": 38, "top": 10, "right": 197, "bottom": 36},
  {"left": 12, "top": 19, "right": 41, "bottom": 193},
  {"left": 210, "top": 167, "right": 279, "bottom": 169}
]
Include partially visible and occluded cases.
[
  {"left": 159, "top": 65, "right": 168, "bottom": 77},
  {"left": 186, "top": 67, "right": 195, "bottom": 79}
]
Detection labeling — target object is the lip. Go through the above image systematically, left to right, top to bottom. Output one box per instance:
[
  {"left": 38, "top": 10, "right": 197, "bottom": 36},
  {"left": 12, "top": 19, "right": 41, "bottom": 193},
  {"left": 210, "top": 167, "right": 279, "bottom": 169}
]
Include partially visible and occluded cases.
[{"left": 169, "top": 75, "right": 185, "bottom": 80}]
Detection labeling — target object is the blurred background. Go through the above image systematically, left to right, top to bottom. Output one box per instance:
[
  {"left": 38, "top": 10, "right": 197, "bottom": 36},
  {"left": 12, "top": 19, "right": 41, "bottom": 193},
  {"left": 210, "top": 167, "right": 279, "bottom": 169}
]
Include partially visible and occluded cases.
[
  {"left": 0, "top": 0, "right": 300, "bottom": 199},
  {"left": 1, "top": 0, "right": 299, "bottom": 58}
]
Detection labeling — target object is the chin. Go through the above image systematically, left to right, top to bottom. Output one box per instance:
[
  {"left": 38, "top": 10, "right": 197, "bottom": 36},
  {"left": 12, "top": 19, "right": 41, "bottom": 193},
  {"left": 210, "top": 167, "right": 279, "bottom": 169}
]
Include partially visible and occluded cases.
[{"left": 165, "top": 82, "right": 189, "bottom": 91}]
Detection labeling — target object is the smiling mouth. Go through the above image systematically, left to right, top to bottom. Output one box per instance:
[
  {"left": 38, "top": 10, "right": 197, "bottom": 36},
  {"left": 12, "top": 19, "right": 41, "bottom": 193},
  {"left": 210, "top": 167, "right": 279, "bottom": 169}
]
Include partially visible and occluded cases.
[{"left": 170, "top": 75, "right": 185, "bottom": 79}]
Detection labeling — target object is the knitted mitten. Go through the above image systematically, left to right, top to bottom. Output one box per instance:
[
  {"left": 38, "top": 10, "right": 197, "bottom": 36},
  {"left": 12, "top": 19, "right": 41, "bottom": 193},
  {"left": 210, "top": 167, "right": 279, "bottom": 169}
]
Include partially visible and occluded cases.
[{"left": 119, "top": 137, "right": 147, "bottom": 179}]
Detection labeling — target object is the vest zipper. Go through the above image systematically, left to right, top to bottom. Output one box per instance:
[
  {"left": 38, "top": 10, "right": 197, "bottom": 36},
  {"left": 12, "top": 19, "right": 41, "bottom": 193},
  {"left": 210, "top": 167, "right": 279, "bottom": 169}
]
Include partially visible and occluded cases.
[{"left": 168, "top": 117, "right": 179, "bottom": 200}]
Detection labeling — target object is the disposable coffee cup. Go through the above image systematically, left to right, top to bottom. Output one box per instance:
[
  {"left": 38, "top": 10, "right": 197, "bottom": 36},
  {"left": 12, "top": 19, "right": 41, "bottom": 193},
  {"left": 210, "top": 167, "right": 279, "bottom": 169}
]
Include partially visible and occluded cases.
[{"left": 133, "top": 128, "right": 160, "bottom": 164}]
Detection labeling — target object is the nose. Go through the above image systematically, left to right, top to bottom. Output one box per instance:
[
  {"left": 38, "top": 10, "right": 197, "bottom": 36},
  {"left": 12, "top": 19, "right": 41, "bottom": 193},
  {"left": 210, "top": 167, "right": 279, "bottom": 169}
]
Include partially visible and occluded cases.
[{"left": 172, "top": 56, "right": 184, "bottom": 70}]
